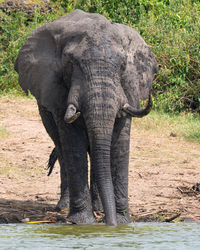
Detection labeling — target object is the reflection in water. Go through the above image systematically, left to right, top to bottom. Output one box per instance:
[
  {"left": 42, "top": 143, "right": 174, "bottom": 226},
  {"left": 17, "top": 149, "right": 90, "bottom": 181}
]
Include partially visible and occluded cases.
[
  {"left": 0, "top": 222, "right": 200, "bottom": 249},
  {"left": 39, "top": 223, "right": 133, "bottom": 237}
]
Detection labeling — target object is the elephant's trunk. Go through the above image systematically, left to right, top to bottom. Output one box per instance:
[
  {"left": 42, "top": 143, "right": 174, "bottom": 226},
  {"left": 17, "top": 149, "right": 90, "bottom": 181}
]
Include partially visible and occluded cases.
[
  {"left": 84, "top": 90, "right": 118, "bottom": 226},
  {"left": 90, "top": 136, "right": 117, "bottom": 226}
]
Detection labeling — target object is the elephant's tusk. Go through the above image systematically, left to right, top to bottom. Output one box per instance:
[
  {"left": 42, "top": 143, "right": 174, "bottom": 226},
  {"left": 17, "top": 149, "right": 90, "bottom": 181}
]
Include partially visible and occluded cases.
[
  {"left": 122, "top": 92, "right": 152, "bottom": 118},
  {"left": 64, "top": 104, "right": 81, "bottom": 123}
]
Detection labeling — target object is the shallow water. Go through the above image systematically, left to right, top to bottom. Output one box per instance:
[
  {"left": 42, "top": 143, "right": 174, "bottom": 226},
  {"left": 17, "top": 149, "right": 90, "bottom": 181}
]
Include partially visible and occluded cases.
[{"left": 0, "top": 222, "right": 200, "bottom": 250}]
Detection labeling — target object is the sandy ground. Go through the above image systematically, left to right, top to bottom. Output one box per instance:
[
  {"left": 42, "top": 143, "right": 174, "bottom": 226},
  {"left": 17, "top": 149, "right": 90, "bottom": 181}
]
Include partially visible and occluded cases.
[{"left": 0, "top": 96, "right": 200, "bottom": 223}]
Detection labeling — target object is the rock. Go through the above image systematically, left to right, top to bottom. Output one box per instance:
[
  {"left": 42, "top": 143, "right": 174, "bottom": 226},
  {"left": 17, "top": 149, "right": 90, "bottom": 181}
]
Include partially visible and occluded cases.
[
  {"left": 170, "top": 132, "right": 177, "bottom": 137},
  {"left": 192, "top": 182, "right": 200, "bottom": 192},
  {"left": 35, "top": 195, "right": 45, "bottom": 201},
  {"left": 181, "top": 217, "right": 196, "bottom": 222},
  {"left": 21, "top": 218, "right": 30, "bottom": 222}
]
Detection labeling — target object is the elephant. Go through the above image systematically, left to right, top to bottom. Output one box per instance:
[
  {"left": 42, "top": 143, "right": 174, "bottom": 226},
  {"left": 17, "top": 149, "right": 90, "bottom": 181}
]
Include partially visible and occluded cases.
[{"left": 14, "top": 10, "right": 157, "bottom": 226}]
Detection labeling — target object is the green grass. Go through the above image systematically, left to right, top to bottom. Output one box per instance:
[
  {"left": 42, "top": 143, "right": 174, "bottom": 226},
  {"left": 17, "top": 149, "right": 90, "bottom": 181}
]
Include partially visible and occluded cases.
[
  {"left": 133, "top": 111, "right": 200, "bottom": 144},
  {"left": 0, "top": 125, "right": 9, "bottom": 139},
  {"left": 0, "top": 164, "right": 10, "bottom": 176}
]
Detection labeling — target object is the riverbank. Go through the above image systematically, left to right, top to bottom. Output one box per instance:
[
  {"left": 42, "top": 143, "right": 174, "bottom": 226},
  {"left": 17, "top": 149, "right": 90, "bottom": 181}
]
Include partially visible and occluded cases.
[{"left": 0, "top": 96, "right": 200, "bottom": 223}]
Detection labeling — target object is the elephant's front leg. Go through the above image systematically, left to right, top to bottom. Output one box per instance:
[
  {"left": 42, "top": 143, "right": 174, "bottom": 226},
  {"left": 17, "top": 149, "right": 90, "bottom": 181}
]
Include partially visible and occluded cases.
[
  {"left": 38, "top": 105, "right": 69, "bottom": 210},
  {"left": 111, "top": 116, "right": 132, "bottom": 224},
  {"left": 57, "top": 119, "right": 96, "bottom": 224}
]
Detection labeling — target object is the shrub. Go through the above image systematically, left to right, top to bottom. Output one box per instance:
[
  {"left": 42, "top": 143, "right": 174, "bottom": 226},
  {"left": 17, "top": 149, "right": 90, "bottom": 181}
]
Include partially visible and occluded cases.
[
  {"left": 0, "top": 0, "right": 199, "bottom": 113},
  {"left": 135, "top": 0, "right": 200, "bottom": 113}
]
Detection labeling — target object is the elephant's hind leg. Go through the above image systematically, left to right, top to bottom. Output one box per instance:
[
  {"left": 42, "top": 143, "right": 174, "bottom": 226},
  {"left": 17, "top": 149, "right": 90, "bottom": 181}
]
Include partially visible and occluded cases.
[
  {"left": 38, "top": 105, "right": 69, "bottom": 210},
  {"left": 111, "top": 117, "right": 132, "bottom": 224}
]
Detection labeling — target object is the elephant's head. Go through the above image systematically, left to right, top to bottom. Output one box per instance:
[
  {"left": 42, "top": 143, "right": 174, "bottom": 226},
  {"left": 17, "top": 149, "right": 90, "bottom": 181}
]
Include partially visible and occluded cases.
[{"left": 15, "top": 10, "right": 157, "bottom": 226}]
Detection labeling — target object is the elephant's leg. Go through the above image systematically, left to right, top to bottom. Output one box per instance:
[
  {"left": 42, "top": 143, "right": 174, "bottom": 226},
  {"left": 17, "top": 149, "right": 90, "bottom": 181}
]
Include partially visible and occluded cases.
[
  {"left": 38, "top": 105, "right": 69, "bottom": 210},
  {"left": 111, "top": 116, "right": 132, "bottom": 224},
  {"left": 57, "top": 119, "right": 95, "bottom": 224},
  {"left": 56, "top": 156, "right": 69, "bottom": 210}
]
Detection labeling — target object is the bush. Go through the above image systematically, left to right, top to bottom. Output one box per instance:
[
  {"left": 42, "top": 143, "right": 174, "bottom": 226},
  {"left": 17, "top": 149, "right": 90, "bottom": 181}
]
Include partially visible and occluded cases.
[
  {"left": 0, "top": 0, "right": 199, "bottom": 113},
  {"left": 135, "top": 0, "right": 200, "bottom": 113},
  {"left": 0, "top": 11, "right": 28, "bottom": 93}
]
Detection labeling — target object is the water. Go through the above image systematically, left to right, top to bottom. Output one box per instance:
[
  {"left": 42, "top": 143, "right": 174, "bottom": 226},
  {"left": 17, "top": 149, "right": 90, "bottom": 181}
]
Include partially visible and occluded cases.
[{"left": 0, "top": 222, "right": 200, "bottom": 250}]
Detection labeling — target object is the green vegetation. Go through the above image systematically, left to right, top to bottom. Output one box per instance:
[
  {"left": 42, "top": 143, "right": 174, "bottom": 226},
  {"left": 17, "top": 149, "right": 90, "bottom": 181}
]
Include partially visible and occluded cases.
[
  {"left": 0, "top": 0, "right": 199, "bottom": 113},
  {"left": 133, "top": 111, "right": 200, "bottom": 144},
  {"left": 0, "top": 124, "right": 9, "bottom": 139},
  {"left": 0, "top": 164, "right": 10, "bottom": 176}
]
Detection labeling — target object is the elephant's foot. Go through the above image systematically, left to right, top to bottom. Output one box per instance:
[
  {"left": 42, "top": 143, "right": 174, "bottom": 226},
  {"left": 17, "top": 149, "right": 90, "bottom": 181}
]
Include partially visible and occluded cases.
[
  {"left": 55, "top": 195, "right": 69, "bottom": 211},
  {"left": 92, "top": 198, "right": 103, "bottom": 213},
  {"left": 67, "top": 209, "right": 96, "bottom": 224},
  {"left": 101, "top": 211, "right": 131, "bottom": 225},
  {"left": 116, "top": 211, "right": 131, "bottom": 224}
]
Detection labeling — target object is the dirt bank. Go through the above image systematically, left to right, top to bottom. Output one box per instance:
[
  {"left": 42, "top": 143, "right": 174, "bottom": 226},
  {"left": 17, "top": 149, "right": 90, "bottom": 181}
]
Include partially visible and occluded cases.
[{"left": 0, "top": 96, "right": 200, "bottom": 223}]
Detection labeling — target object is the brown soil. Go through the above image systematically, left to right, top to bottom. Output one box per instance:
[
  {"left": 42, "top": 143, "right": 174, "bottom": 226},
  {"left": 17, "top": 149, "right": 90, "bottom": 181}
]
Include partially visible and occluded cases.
[{"left": 0, "top": 96, "right": 200, "bottom": 224}]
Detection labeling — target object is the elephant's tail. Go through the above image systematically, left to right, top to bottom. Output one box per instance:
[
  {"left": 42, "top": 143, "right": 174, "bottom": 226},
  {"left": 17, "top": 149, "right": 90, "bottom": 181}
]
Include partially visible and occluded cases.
[{"left": 47, "top": 147, "right": 58, "bottom": 176}]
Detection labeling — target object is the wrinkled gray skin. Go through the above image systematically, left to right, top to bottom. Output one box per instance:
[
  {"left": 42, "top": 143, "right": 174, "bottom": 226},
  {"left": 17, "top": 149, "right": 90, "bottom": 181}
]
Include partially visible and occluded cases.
[{"left": 15, "top": 10, "right": 157, "bottom": 226}]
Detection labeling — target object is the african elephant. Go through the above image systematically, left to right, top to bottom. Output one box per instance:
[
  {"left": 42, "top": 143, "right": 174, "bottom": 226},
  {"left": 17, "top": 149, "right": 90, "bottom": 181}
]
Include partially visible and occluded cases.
[{"left": 15, "top": 10, "right": 157, "bottom": 226}]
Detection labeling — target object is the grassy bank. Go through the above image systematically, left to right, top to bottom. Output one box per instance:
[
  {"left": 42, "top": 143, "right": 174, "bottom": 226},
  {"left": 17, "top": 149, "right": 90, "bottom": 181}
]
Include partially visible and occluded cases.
[
  {"left": 0, "top": 0, "right": 199, "bottom": 114},
  {"left": 133, "top": 111, "right": 200, "bottom": 144},
  {"left": 0, "top": 125, "right": 9, "bottom": 139}
]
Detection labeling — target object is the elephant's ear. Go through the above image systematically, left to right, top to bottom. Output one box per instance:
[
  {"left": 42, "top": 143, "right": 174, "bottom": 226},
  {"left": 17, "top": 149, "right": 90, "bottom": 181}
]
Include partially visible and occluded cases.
[
  {"left": 15, "top": 24, "right": 67, "bottom": 112},
  {"left": 119, "top": 24, "right": 158, "bottom": 108}
]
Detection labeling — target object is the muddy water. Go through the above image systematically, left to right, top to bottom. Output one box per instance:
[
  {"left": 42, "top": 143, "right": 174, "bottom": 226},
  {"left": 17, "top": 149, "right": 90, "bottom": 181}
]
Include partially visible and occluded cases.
[{"left": 0, "top": 222, "right": 200, "bottom": 249}]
